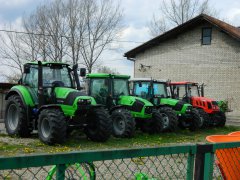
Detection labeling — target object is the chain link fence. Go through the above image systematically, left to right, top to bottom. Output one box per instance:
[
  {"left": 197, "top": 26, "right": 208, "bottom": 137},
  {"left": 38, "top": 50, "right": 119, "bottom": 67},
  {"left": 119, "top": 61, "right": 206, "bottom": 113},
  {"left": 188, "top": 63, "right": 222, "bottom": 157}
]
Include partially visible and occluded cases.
[{"left": 0, "top": 142, "right": 240, "bottom": 179}]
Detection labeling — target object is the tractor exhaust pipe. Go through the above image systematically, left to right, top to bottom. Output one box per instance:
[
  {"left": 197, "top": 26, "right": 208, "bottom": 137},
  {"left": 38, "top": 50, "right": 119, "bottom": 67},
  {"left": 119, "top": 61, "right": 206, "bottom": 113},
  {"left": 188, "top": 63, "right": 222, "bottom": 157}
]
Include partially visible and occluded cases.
[
  {"left": 38, "top": 61, "right": 44, "bottom": 107},
  {"left": 73, "top": 64, "right": 81, "bottom": 90},
  {"left": 201, "top": 84, "right": 204, "bottom": 97}
]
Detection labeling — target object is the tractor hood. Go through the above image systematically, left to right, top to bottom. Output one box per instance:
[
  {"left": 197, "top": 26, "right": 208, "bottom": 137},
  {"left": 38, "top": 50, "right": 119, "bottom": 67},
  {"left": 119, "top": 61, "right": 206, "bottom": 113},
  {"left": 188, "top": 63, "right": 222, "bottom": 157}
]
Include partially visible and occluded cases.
[
  {"left": 54, "top": 87, "right": 96, "bottom": 105},
  {"left": 118, "top": 95, "right": 153, "bottom": 107},
  {"left": 191, "top": 96, "right": 215, "bottom": 102},
  {"left": 160, "top": 98, "right": 180, "bottom": 106}
]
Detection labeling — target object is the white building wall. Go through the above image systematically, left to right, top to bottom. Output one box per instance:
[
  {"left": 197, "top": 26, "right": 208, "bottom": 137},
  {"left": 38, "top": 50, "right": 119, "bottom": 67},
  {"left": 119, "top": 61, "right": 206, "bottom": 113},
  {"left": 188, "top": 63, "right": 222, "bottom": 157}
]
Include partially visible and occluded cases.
[{"left": 134, "top": 22, "right": 240, "bottom": 111}]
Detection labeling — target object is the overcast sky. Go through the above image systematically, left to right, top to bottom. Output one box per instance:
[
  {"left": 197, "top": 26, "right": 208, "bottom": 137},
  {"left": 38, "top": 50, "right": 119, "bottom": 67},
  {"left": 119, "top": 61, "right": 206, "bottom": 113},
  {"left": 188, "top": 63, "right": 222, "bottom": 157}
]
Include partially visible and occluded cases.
[{"left": 0, "top": 0, "right": 240, "bottom": 80}]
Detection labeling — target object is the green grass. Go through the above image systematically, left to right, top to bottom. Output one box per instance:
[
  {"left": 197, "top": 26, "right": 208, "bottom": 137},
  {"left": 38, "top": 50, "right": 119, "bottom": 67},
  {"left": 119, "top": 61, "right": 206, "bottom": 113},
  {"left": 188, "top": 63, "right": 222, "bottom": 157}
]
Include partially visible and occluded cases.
[{"left": 0, "top": 126, "right": 240, "bottom": 156}]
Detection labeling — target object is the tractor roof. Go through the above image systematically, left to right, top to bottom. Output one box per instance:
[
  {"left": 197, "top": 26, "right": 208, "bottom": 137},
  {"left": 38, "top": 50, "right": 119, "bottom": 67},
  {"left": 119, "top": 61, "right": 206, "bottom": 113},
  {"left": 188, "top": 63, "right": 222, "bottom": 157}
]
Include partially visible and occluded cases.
[
  {"left": 25, "top": 62, "right": 70, "bottom": 66},
  {"left": 87, "top": 73, "right": 130, "bottom": 79},
  {"left": 130, "top": 78, "right": 167, "bottom": 83},
  {"left": 169, "top": 81, "right": 198, "bottom": 85}
]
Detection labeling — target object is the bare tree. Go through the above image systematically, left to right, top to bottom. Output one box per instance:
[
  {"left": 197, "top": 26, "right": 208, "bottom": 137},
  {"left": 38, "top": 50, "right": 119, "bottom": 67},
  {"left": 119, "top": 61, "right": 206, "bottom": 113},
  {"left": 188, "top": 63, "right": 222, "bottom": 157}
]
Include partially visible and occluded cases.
[
  {"left": 0, "top": 0, "right": 123, "bottom": 78},
  {"left": 65, "top": 0, "right": 87, "bottom": 65},
  {"left": 80, "top": 0, "right": 123, "bottom": 73},
  {"left": 149, "top": 0, "right": 218, "bottom": 37},
  {"left": 0, "top": 30, "right": 25, "bottom": 74},
  {"left": 97, "top": 65, "right": 119, "bottom": 74}
]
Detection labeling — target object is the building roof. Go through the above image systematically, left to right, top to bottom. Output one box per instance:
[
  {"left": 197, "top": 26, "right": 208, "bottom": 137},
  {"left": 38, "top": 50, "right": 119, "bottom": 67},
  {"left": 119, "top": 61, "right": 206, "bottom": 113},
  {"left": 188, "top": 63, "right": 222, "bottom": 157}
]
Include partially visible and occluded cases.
[{"left": 124, "top": 14, "right": 240, "bottom": 59}]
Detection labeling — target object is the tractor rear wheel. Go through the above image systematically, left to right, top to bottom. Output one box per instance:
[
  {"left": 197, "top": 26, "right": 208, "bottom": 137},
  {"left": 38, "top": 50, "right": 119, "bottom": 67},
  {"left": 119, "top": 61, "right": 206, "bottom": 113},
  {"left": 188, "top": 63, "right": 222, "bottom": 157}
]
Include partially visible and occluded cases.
[
  {"left": 5, "top": 95, "right": 31, "bottom": 137},
  {"left": 85, "top": 107, "right": 112, "bottom": 142},
  {"left": 159, "top": 107, "right": 178, "bottom": 132},
  {"left": 111, "top": 108, "right": 135, "bottom": 138},
  {"left": 189, "top": 108, "right": 204, "bottom": 131},
  {"left": 38, "top": 109, "right": 67, "bottom": 145},
  {"left": 140, "top": 110, "right": 164, "bottom": 134},
  {"left": 215, "top": 112, "right": 226, "bottom": 127}
]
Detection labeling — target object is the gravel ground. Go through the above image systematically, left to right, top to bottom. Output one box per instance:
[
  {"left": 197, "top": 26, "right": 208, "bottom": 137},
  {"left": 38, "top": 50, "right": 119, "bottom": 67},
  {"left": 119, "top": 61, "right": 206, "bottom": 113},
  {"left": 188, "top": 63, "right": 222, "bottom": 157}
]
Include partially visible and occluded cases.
[{"left": 0, "top": 122, "right": 5, "bottom": 134}]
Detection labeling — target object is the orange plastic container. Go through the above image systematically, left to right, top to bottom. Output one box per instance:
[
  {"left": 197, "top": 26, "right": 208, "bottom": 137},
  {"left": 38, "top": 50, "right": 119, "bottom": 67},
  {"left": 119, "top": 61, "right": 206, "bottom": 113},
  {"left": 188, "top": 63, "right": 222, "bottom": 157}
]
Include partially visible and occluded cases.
[
  {"left": 228, "top": 131, "right": 240, "bottom": 136},
  {"left": 206, "top": 135, "right": 240, "bottom": 180}
]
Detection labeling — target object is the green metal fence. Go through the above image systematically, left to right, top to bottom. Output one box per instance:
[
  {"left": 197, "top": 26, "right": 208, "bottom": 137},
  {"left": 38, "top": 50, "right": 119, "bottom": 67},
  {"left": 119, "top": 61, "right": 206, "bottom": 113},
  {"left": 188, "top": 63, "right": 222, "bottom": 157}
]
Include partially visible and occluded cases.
[{"left": 0, "top": 142, "right": 240, "bottom": 179}]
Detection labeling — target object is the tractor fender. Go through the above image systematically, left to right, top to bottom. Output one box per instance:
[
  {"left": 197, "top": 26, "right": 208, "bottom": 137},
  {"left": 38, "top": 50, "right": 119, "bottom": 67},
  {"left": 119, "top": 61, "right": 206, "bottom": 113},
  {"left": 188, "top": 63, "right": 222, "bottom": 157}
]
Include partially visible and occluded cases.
[
  {"left": 5, "top": 86, "right": 35, "bottom": 107},
  {"left": 37, "top": 104, "right": 63, "bottom": 115},
  {"left": 109, "top": 105, "right": 125, "bottom": 114}
]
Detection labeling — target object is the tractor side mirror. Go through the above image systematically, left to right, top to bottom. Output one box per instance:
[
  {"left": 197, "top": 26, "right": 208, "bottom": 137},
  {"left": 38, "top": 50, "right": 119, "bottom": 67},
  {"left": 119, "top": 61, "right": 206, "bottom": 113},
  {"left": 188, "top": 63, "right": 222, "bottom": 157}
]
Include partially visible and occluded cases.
[
  {"left": 24, "top": 65, "right": 30, "bottom": 74},
  {"left": 80, "top": 68, "right": 86, "bottom": 77}
]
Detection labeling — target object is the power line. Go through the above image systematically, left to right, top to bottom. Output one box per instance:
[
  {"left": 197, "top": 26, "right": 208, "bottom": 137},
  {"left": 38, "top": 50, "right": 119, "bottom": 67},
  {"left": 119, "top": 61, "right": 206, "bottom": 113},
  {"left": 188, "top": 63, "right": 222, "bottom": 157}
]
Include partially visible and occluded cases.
[{"left": 0, "top": 29, "right": 144, "bottom": 44}]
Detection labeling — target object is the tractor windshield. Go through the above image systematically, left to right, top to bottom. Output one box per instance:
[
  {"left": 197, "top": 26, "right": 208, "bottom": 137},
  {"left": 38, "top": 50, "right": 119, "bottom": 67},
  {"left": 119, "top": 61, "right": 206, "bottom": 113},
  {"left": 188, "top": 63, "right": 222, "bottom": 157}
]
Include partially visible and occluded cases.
[
  {"left": 42, "top": 66, "right": 73, "bottom": 88},
  {"left": 89, "top": 78, "right": 109, "bottom": 104},
  {"left": 113, "top": 79, "right": 129, "bottom": 97},
  {"left": 133, "top": 81, "right": 168, "bottom": 99},
  {"left": 133, "top": 82, "right": 151, "bottom": 99},
  {"left": 153, "top": 83, "right": 167, "bottom": 98},
  {"left": 188, "top": 84, "right": 200, "bottom": 97},
  {"left": 171, "top": 85, "right": 186, "bottom": 100}
]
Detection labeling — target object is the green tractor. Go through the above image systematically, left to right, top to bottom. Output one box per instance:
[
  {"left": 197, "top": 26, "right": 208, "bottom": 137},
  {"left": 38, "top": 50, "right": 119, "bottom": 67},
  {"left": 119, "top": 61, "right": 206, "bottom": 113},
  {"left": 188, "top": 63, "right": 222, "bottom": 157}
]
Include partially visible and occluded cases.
[
  {"left": 4, "top": 61, "right": 112, "bottom": 145},
  {"left": 85, "top": 74, "right": 164, "bottom": 137},
  {"left": 129, "top": 78, "right": 204, "bottom": 131}
]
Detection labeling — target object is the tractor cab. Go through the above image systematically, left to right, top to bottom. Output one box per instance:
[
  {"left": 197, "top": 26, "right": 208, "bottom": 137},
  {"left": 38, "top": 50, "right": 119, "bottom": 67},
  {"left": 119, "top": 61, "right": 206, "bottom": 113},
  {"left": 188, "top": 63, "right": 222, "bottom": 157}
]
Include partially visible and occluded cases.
[
  {"left": 21, "top": 62, "right": 78, "bottom": 105},
  {"left": 87, "top": 74, "right": 130, "bottom": 109},
  {"left": 130, "top": 78, "right": 170, "bottom": 106},
  {"left": 169, "top": 81, "right": 220, "bottom": 114}
]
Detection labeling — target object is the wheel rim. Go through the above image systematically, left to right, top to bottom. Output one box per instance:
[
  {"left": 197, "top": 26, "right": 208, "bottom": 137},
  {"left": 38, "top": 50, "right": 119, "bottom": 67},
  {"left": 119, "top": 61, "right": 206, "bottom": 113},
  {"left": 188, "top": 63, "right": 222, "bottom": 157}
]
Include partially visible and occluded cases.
[
  {"left": 7, "top": 104, "right": 19, "bottom": 130},
  {"left": 161, "top": 113, "right": 169, "bottom": 129},
  {"left": 113, "top": 116, "right": 126, "bottom": 135},
  {"left": 41, "top": 117, "right": 51, "bottom": 138}
]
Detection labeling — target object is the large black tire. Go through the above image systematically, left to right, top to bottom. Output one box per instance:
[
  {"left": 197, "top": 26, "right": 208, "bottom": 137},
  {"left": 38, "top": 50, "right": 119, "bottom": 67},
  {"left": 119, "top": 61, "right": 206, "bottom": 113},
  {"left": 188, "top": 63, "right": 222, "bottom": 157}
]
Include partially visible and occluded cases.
[
  {"left": 5, "top": 95, "right": 31, "bottom": 137},
  {"left": 85, "top": 107, "right": 112, "bottom": 142},
  {"left": 159, "top": 107, "right": 178, "bottom": 132},
  {"left": 111, "top": 108, "right": 135, "bottom": 138},
  {"left": 189, "top": 108, "right": 204, "bottom": 131},
  {"left": 38, "top": 109, "right": 67, "bottom": 145},
  {"left": 198, "top": 109, "right": 211, "bottom": 128},
  {"left": 140, "top": 110, "right": 164, "bottom": 134},
  {"left": 215, "top": 111, "right": 226, "bottom": 127}
]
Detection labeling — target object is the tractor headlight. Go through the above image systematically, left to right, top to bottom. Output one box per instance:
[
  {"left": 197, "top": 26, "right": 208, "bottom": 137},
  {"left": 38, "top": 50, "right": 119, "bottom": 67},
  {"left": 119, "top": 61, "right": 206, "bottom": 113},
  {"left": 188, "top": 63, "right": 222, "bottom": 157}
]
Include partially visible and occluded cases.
[
  {"left": 78, "top": 99, "right": 91, "bottom": 105},
  {"left": 186, "top": 106, "right": 192, "bottom": 113}
]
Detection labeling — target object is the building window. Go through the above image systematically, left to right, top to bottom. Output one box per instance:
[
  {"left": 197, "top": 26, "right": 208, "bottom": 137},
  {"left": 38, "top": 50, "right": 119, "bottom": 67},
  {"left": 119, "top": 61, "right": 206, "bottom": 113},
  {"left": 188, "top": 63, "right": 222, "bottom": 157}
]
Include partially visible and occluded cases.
[{"left": 202, "top": 27, "right": 212, "bottom": 45}]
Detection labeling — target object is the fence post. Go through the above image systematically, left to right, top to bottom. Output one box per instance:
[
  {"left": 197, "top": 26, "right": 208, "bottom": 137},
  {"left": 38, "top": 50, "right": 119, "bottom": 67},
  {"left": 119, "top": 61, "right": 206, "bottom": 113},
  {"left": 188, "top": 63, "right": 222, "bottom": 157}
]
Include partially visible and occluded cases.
[
  {"left": 194, "top": 144, "right": 214, "bottom": 180},
  {"left": 186, "top": 150, "right": 194, "bottom": 180},
  {"left": 203, "top": 152, "right": 214, "bottom": 180},
  {"left": 56, "top": 164, "right": 66, "bottom": 180}
]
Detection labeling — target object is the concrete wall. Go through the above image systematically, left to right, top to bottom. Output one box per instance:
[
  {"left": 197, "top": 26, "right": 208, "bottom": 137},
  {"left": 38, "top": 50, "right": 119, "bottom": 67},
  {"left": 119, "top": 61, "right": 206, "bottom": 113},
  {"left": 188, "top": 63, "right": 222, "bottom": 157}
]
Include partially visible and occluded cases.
[{"left": 134, "top": 22, "right": 240, "bottom": 111}]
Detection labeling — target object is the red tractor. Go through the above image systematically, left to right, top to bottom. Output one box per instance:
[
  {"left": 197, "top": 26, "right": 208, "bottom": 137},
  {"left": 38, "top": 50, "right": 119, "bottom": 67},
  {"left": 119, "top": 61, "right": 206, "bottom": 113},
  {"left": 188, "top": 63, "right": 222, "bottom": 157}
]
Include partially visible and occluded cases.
[{"left": 169, "top": 81, "right": 226, "bottom": 127}]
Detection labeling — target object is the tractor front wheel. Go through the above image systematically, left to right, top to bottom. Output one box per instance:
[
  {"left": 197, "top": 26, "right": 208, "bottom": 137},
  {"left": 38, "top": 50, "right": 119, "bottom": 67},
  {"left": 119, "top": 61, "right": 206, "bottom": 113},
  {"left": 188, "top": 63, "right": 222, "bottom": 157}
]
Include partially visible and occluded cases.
[
  {"left": 5, "top": 95, "right": 31, "bottom": 137},
  {"left": 85, "top": 107, "right": 112, "bottom": 142},
  {"left": 159, "top": 107, "right": 178, "bottom": 132},
  {"left": 111, "top": 108, "right": 135, "bottom": 138},
  {"left": 189, "top": 108, "right": 204, "bottom": 131},
  {"left": 38, "top": 109, "right": 67, "bottom": 145},
  {"left": 140, "top": 110, "right": 164, "bottom": 134},
  {"left": 215, "top": 112, "right": 226, "bottom": 127}
]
